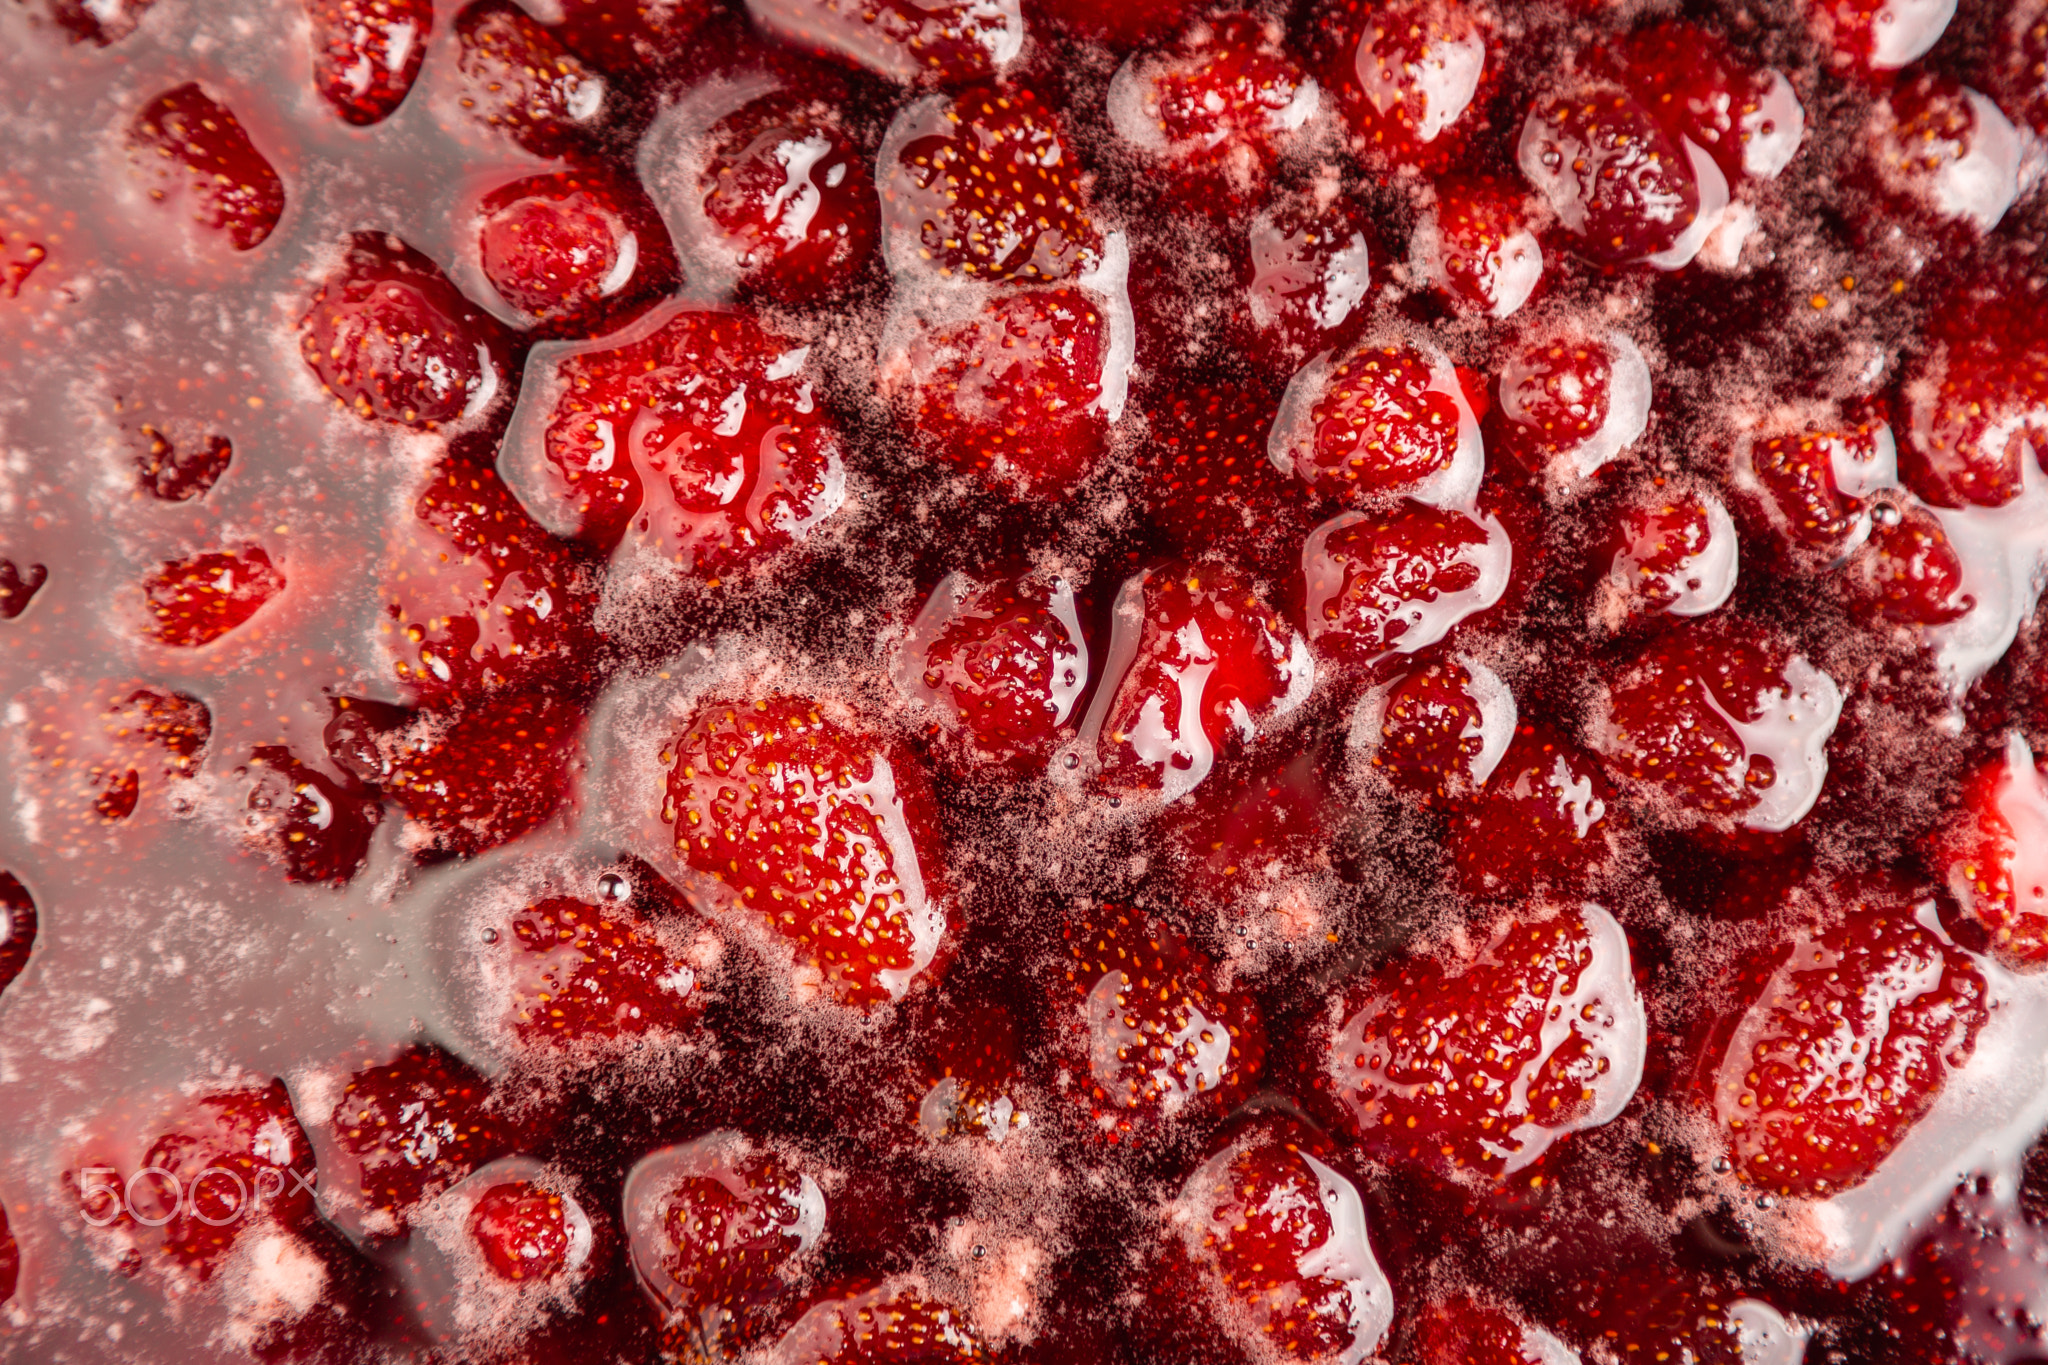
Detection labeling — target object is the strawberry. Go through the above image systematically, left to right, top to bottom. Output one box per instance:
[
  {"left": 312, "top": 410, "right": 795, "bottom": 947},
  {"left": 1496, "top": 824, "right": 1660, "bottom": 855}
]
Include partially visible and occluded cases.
[
  {"left": 34, "top": 0, "right": 154, "bottom": 44},
  {"left": 307, "top": 0, "right": 433, "bottom": 127},
  {"left": 451, "top": 0, "right": 608, "bottom": 157},
  {"left": 552, "top": 0, "right": 714, "bottom": 70},
  {"left": 745, "top": 0, "right": 1021, "bottom": 87},
  {"left": 1031, "top": 0, "right": 1189, "bottom": 45},
  {"left": 1312, "top": 0, "right": 1487, "bottom": 168},
  {"left": 1807, "top": 0, "right": 1956, "bottom": 75},
  {"left": 1989, "top": 1, "right": 2048, "bottom": 138},
  {"left": 1110, "top": 13, "right": 1318, "bottom": 196},
  {"left": 1610, "top": 20, "right": 1805, "bottom": 183},
  {"left": 1876, "top": 73, "right": 2024, "bottom": 233},
  {"left": 1517, "top": 81, "right": 1705, "bottom": 266},
  {"left": 125, "top": 84, "right": 285, "bottom": 252},
  {"left": 881, "top": 86, "right": 1100, "bottom": 283},
  {"left": 700, "top": 90, "right": 880, "bottom": 303},
  {"left": 475, "top": 168, "right": 678, "bottom": 334},
  {"left": 1419, "top": 174, "right": 1543, "bottom": 320},
  {"left": 1238, "top": 196, "right": 1377, "bottom": 372},
  {"left": 299, "top": 232, "right": 509, "bottom": 431},
  {"left": 1891, "top": 266, "right": 2048, "bottom": 510},
  {"left": 888, "top": 286, "right": 1112, "bottom": 494},
  {"left": 534, "top": 306, "right": 846, "bottom": 563},
  {"left": 1491, "top": 330, "right": 1649, "bottom": 484},
  {"left": 1271, "top": 337, "right": 1479, "bottom": 504},
  {"left": 1132, "top": 376, "right": 1310, "bottom": 575},
  {"left": 1747, "top": 418, "right": 1894, "bottom": 558},
  {"left": 131, "top": 420, "right": 232, "bottom": 502},
  {"left": 379, "top": 452, "right": 601, "bottom": 704},
  {"left": 1599, "top": 485, "right": 1738, "bottom": 621},
  {"left": 1301, "top": 500, "right": 1512, "bottom": 665},
  {"left": 1847, "top": 501, "right": 1972, "bottom": 624},
  {"left": 141, "top": 545, "right": 285, "bottom": 647},
  {"left": 0, "top": 559, "right": 44, "bottom": 618},
  {"left": 1081, "top": 562, "right": 1311, "bottom": 802},
  {"left": 900, "top": 570, "right": 1089, "bottom": 773},
  {"left": 1595, "top": 621, "right": 1843, "bottom": 833},
  {"left": 1360, "top": 656, "right": 1516, "bottom": 800},
  {"left": 23, "top": 682, "right": 209, "bottom": 824},
  {"left": 663, "top": 694, "right": 947, "bottom": 1007},
  {"left": 1447, "top": 722, "right": 1615, "bottom": 900},
  {"left": 1928, "top": 732, "right": 2048, "bottom": 968},
  {"left": 235, "top": 743, "right": 382, "bottom": 884},
  {"left": 1167, "top": 750, "right": 1330, "bottom": 912},
  {"left": 0, "top": 872, "right": 35, "bottom": 998},
  {"left": 1704, "top": 884, "right": 1988, "bottom": 1198},
  {"left": 498, "top": 892, "right": 702, "bottom": 1044},
  {"left": 1320, "top": 900, "right": 1646, "bottom": 1180},
  {"left": 1059, "top": 902, "right": 1265, "bottom": 1139},
  {"left": 909, "top": 999, "right": 1024, "bottom": 1141},
  {"left": 329, "top": 1045, "right": 512, "bottom": 1232},
  {"left": 1174, "top": 1124, "right": 1392, "bottom": 1362},
  {"left": 470, "top": 1181, "right": 573, "bottom": 1282},
  {"left": 0, "top": 1205, "right": 14, "bottom": 1306},
  {"left": 1534, "top": 1241, "right": 1743, "bottom": 1365},
  {"left": 777, "top": 1281, "right": 993, "bottom": 1363},
  {"left": 1408, "top": 1295, "right": 1577, "bottom": 1365}
]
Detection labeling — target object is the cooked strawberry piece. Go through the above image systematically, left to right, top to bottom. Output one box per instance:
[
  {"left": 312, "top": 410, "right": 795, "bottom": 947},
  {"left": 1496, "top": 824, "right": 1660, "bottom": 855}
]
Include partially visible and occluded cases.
[
  {"left": 35, "top": 0, "right": 154, "bottom": 44},
  {"left": 308, "top": 0, "right": 432, "bottom": 126},
  {"left": 452, "top": 0, "right": 607, "bottom": 156},
  {"left": 553, "top": 0, "right": 711, "bottom": 69},
  {"left": 746, "top": 0, "right": 1021, "bottom": 86},
  {"left": 1313, "top": 0, "right": 1486, "bottom": 167},
  {"left": 1808, "top": 0, "right": 1955, "bottom": 74},
  {"left": 1112, "top": 13, "right": 1316, "bottom": 194},
  {"left": 1611, "top": 21, "right": 1804, "bottom": 182},
  {"left": 1877, "top": 73, "right": 2024, "bottom": 233},
  {"left": 1518, "top": 81, "right": 1702, "bottom": 265},
  {"left": 126, "top": 84, "right": 285, "bottom": 252},
  {"left": 882, "top": 86, "right": 1100, "bottom": 282},
  {"left": 700, "top": 91, "right": 879, "bottom": 303},
  {"left": 476, "top": 169, "right": 678, "bottom": 333},
  {"left": 1422, "top": 174, "right": 1541, "bottom": 320},
  {"left": 1238, "top": 197, "right": 1376, "bottom": 371},
  {"left": 300, "top": 232, "right": 507, "bottom": 430},
  {"left": 1892, "top": 269, "right": 2048, "bottom": 510},
  {"left": 891, "top": 286, "right": 1110, "bottom": 493},
  {"left": 537, "top": 307, "right": 846, "bottom": 562},
  {"left": 1492, "top": 330, "right": 1650, "bottom": 484},
  {"left": 1275, "top": 337, "right": 1479, "bottom": 505},
  {"left": 1133, "top": 377, "right": 1309, "bottom": 572},
  {"left": 1749, "top": 421, "right": 1893, "bottom": 556},
  {"left": 132, "top": 422, "right": 231, "bottom": 501},
  {"left": 380, "top": 453, "right": 599, "bottom": 703},
  {"left": 1601, "top": 486, "right": 1737, "bottom": 620},
  {"left": 1302, "top": 500, "right": 1510, "bottom": 664},
  {"left": 1849, "top": 502, "right": 1971, "bottom": 624},
  {"left": 141, "top": 545, "right": 283, "bottom": 647},
  {"left": 0, "top": 560, "right": 46, "bottom": 619},
  {"left": 1085, "top": 562, "right": 1310, "bottom": 801},
  {"left": 902, "top": 570, "right": 1088, "bottom": 772},
  {"left": 1597, "top": 622, "right": 1842, "bottom": 833},
  {"left": 1363, "top": 657, "right": 1514, "bottom": 799},
  {"left": 663, "top": 695, "right": 946, "bottom": 1006},
  {"left": 1448, "top": 723, "right": 1614, "bottom": 899},
  {"left": 1929, "top": 733, "right": 2048, "bottom": 968},
  {"left": 237, "top": 744, "right": 381, "bottom": 884},
  {"left": 1169, "top": 751, "right": 1329, "bottom": 910},
  {"left": 0, "top": 873, "right": 35, "bottom": 998},
  {"left": 1706, "top": 887, "right": 1988, "bottom": 1198},
  {"left": 500, "top": 893, "right": 700, "bottom": 1042},
  {"left": 1324, "top": 901, "right": 1646, "bottom": 1179},
  {"left": 1060, "top": 903, "right": 1265, "bottom": 1138},
  {"left": 911, "top": 1001, "right": 1023, "bottom": 1140},
  {"left": 331, "top": 1045, "right": 510, "bottom": 1229},
  {"left": 138, "top": 1082, "right": 318, "bottom": 1275},
  {"left": 1179, "top": 1128, "right": 1391, "bottom": 1361},
  {"left": 471, "top": 1181, "right": 571, "bottom": 1282},
  {"left": 1537, "top": 1244, "right": 1741, "bottom": 1365},
  {"left": 779, "top": 1282, "right": 993, "bottom": 1364},
  {"left": 1410, "top": 1295, "right": 1575, "bottom": 1365}
]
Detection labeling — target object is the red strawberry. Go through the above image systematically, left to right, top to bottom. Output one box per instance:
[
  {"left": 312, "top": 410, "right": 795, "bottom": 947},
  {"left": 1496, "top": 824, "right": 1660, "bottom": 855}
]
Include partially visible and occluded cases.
[
  {"left": 34, "top": 0, "right": 154, "bottom": 44},
  {"left": 307, "top": 0, "right": 433, "bottom": 127},
  {"left": 451, "top": 0, "right": 608, "bottom": 157},
  {"left": 552, "top": 0, "right": 713, "bottom": 70},
  {"left": 746, "top": 0, "right": 1021, "bottom": 86},
  {"left": 1031, "top": 0, "right": 1189, "bottom": 45},
  {"left": 1312, "top": 0, "right": 1487, "bottom": 168},
  {"left": 1807, "top": 0, "right": 1955, "bottom": 75},
  {"left": 1988, "top": 1, "right": 2048, "bottom": 138},
  {"left": 1110, "top": 13, "right": 1318, "bottom": 195},
  {"left": 1610, "top": 20, "right": 1805, "bottom": 183},
  {"left": 1876, "top": 73, "right": 2025, "bottom": 233},
  {"left": 1517, "top": 81, "right": 1708, "bottom": 266},
  {"left": 126, "top": 84, "right": 285, "bottom": 252},
  {"left": 881, "top": 86, "right": 1100, "bottom": 283},
  {"left": 700, "top": 90, "right": 880, "bottom": 303},
  {"left": 475, "top": 168, "right": 678, "bottom": 334},
  {"left": 1419, "top": 174, "right": 1543, "bottom": 320},
  {"left": 1238, "top": 195, "right": 1378, "bottom": 372},
  {"left": 299, "top": 232, "right": 509, "bottom": 430},
  {"left": 1892, "top": 267, "right": 2048, "bottom": 510},
  {"left": 888, "top": 285, "right": 1114, "bottom": 494},
  {"left": 533, "top": 306, "right": 846, "bottom": 563},
  {"left": 1492, "top": 330, "right": 1650, "bottom": 484},
  {"left": 1270, "top": 336, "right": 1480, "bottom": 505},
  {"left": 1132, "top": 377, "right": 1310, "bottom": 574},
  {"left": 1747, "top": 418, "right": 1895, "bottom": 558},
  {"left": 130, "top": 419, "right": 232, "bottom": 502},
  {"left": 379, "top": 453, "right": 600, "bottom": 704},
  {"left": 1599, "top": 485, "right": 1738, "bottom": 621},
  {"left": 1301, "top": 500, "right": 1512, "bottom": 665},
  {"left": 1847, "top": 501, "right": 1972, "bottom": 624},
  {"left": 141, "top": 544, "right": 285, "bottom": 647},
  {"left": 0, "top": 559, "right": 45, "bottom": 619},
  {"left": 1080, "top": 561, "right": 1311, "bottom": 803},
  {"left": 899, "top": 570, "right": 1089, "bottom": 773},
  {"left": 1595, "top": 621, "right": 1842, "bottom": 833},
  {"left": 1359, "top": 656, "right": 1517, "bottom": 800},
  {"left": 21, "top": 682, "right": 209, "bottom": 826},
  {"left": 663, "top": 694, "right": 947, "bottom": 1007},
  {"left": 1447, "top": 722, "right": 1615, "bottom": 899},
  {"left": 1928, "top": 733, "right": 2048, "bottom": 968},
  {"left": 236, "top": 744, "right": 381, "bottom": 885},
  {"left": 1168, "top": 751, "right": 1330, "bottom": 915},
  {"left": 0, "top": 873, "right": 35, "bottom": 998},
  {"left": 1704, "top": 884, "right": 1988, "bottom": 1198},
  {"left": 498, "top": 892, "right": 703, "bottom": 1044},
  {"left": 1320, "top": 900, "right": 1646, "bottom": 1180},
  {"left": 1059, "top": 902, "right": 1265, "bottom": 1139},
  {"left": 909, "top": 999, "right": 1024, "bottom": 1141},
  {"left": 328, "top": 1045, "right": 512, "bottom": 1233},
  {"left": 1173, "top": 1124, "right": 1393, "bottom": 1361},
  {"left": 624, "top": 1133, "right": 823, "bottom": 1359},
  {"left": 470, "top": 1181, "right": 573, "bottom": 1282},
  {"left": 0, "top": 1204, "right": 14, "bottom": 1306},
  {"left": 1534, "top": 1242, "right": 1744, "bottom": 1365},
  {"left": 777, "top": 1281, "right": 993, "bottom": 1363},
  {"left": 1408, "top": 1295, "right": 1577, "bottom": 1365}
]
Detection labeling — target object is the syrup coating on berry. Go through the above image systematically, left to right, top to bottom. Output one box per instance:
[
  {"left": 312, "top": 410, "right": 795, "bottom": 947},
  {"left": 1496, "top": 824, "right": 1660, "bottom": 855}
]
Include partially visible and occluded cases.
[
  {"left": 307, "top": 0, "right": 432, "bottom": 127},
  {"left": 126, "top": 84, "right": 286, "bottom": 252},
  {"left": 699, "top": 90, "right": 879, "bottom": 303},
  {"left": 475, "top": 169, "right": 678, "bottom": 332},
  {"left": 900, "top": 570, "right": 1088, "bottom": 773},
  {"left": 470, "top": 1181, "right": 572, "bottom": 1282}
]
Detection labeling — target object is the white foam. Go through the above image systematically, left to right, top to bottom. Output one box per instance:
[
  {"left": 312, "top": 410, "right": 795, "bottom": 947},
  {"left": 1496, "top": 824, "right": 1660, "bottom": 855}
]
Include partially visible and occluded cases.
[
  {"left": 1743, "top": 71, "right": 1807, "bottom": 180},
  {"left": 1930, "top": 88, "right": 2024, "bottom": 232},
  {"left": 1247, "top": 211, "right": 1373, "bottom": 334},
  {"left": 1079, "top": 232, "right": 1135, "bottom": 422},
  {"left": 1299, "top": 506, "right": 1511, "bottom": 663},
  {"left": 1461, "top": 655, "right": 1518, "bottom": 787},
  {"left": 1730, "top": 1300, "right": 1807, "bottom": 1365}
]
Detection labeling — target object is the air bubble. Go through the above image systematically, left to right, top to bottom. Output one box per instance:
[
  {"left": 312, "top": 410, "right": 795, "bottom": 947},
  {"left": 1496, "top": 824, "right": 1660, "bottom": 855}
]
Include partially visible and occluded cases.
[
  {"left": 599, "top": 871, "right": 630, "bottom": 901},
  {"left": 482, "top": 927, "right": 499, "bottom": 943},
  {"left": 1713, "top": 1157, "right": 1732, "bottom": 1174},
  {"left": 1756, "top": 1194, "right": 1777, "bottom": 1210},
  {"left": 972, "top": 1244, "right": 986, "bottom": 1258}
]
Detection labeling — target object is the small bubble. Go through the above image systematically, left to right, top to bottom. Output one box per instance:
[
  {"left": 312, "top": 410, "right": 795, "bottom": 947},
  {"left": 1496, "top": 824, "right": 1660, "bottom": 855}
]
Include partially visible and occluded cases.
[
  {"left": 1874, "top": 501, "right": 1903, "bottom": 527},
  {"left": 1062, "top": 753, "right": 1079, "bottom": 769},
  {"left": 1107, "top": 796, "right": 1121, "bottom": 808},
  {"left": 599, "top": 871, "right": 630, "bottom": 901},
  {"left": 482, "top": 927, "right": 499, "bottom": 943},
  {"left": 1713, "top": 1157, "right": 1731, "bottom": 1174},
  {"left": 1756, "top": 1194, "right": 1776, "bottom": 1210},
  {"left": 971, "top": 1244, "right": 986, "bottom": 1259}
]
